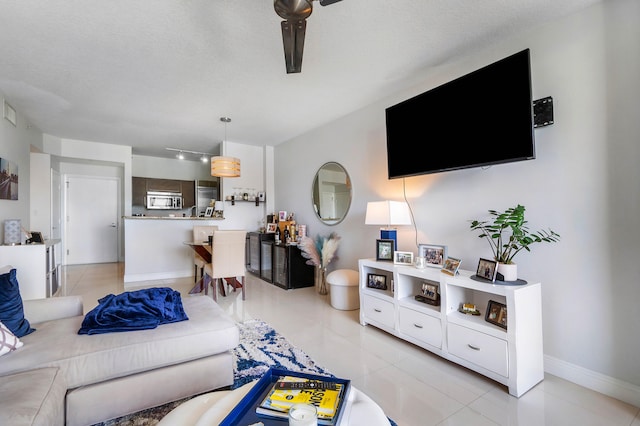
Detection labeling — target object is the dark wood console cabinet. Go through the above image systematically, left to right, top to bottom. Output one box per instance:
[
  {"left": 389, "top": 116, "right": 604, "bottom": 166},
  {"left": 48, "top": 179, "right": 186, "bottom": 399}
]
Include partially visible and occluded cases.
[
  {"left": 246, "top": 232, "right": 275, "bottom": 278},
  {"left": 246, "top": 234, "right": 314, "bottom": 290},
  {"left": 272, "top": 244, "right": 315, "bottom": 290}
]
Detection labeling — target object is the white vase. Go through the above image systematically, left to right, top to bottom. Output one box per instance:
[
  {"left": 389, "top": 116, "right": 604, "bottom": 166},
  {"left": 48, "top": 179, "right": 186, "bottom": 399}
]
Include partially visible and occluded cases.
[{"left": 497, "top": 263, "right": 518, "bottom": 282}]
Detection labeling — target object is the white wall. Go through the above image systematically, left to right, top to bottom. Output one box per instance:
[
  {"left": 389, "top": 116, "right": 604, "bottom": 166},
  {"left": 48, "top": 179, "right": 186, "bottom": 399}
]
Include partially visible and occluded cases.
[
  {"left": 273, "top": 0, "right": 640, "bottom": 407},
  {"left": 0, "top": 95, "right": 42, "bottom": 242},
  {"left": 215, "top": 141, "right": 270, "bottom": 231},
  {"left": 29, "top": 152, "right": 51, "bottom": 237},
  {"left": 132, "top": 154, "right": 214, "bottom": 181}
]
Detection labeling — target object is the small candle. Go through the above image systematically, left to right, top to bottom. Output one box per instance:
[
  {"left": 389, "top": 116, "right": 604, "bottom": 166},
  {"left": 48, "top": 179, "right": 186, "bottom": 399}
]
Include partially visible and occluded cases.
[{"left": 288, "top": 403, "right": 318, "bottom": 426}]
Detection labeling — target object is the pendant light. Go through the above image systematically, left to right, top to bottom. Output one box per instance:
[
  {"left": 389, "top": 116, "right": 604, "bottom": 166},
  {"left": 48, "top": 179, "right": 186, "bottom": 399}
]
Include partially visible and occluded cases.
[{"left": 211, "top": 117, "right": 241, "bottom": 178}]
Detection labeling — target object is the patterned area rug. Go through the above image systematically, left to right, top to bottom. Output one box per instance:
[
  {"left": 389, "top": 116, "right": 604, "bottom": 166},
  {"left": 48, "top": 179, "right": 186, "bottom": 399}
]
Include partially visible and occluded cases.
[{"left": 96, "top": 319, "right": 333, "bottom": 425}]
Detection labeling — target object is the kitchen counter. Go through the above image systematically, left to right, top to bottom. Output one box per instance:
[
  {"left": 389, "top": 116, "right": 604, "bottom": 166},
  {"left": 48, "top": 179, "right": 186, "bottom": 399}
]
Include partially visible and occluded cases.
[
  {"left": 123, "top": 216, "right": 224, "bottom": 220},
  {"left": 123, "top": 217, "right": 224, "bottom": 284}
]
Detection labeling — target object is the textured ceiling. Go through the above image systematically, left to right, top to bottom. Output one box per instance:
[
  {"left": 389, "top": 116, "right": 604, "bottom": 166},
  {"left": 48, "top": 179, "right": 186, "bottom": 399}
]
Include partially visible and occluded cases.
[{"left": 0, "top": 0, "right": 599, "bottom": 160}]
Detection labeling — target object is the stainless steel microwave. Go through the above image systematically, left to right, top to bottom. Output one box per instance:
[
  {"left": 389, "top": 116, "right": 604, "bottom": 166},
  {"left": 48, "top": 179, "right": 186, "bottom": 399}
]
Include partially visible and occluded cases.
[{"left": 145, "top": 192, "right": 183, "bottom": 210}]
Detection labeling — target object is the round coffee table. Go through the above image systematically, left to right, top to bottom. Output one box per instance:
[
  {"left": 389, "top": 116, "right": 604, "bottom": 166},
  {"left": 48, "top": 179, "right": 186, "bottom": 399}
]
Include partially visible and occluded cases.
[{"left": 157, "top": 380, "right": 390, "bottom": 425}]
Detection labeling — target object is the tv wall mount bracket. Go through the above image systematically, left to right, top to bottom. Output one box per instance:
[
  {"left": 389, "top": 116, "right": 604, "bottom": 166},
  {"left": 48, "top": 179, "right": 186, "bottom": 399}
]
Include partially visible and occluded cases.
[{"left": 533, "top": 96, "right": 554, "bottom": 128}]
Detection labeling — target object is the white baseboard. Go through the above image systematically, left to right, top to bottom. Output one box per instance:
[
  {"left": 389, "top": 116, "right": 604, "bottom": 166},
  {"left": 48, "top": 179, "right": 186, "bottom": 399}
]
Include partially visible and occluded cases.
[
  {"left": 123, "top": 270, "right": 192, "bottom": 285},
  {"left": 545, "top": 355, "right": 640, "bottom": 408}
]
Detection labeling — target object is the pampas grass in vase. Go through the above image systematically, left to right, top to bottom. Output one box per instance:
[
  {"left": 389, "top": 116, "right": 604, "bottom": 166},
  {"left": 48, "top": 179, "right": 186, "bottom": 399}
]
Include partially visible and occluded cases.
[{"left": 299, "top": 233, "right": 341, "bottom": 295}]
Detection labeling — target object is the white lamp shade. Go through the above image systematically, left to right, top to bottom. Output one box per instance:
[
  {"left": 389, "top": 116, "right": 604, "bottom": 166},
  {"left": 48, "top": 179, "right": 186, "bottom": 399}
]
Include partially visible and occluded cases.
[
  {"left": 210, "top": 156, "right": 240, "bottom": 177},
  {"left": 365, "top": 201, "right": 412, "bottom": 226}
]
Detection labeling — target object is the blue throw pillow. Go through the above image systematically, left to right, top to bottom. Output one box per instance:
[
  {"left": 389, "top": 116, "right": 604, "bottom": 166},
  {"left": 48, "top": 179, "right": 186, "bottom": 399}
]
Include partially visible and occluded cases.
[{"left": 0, "top": 267, "right": 35, "bottom": 337}]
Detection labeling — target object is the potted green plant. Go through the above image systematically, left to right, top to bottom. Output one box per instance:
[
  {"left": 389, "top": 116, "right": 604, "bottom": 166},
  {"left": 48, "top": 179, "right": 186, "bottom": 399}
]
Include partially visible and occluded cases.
[{"left": 469, "top": 204, "right": 560, "bottom": 281}]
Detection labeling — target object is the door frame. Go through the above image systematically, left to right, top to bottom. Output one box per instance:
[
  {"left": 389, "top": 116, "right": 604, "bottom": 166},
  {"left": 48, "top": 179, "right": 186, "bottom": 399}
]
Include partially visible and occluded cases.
[{"left": 62, "top": 174, "right": 122, "bottom": 265}]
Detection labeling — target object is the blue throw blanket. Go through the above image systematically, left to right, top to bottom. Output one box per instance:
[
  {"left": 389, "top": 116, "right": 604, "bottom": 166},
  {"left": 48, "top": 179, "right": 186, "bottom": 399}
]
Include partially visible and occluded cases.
[{"left": 78, "top": 287, "right": 188, "bottom": 335}]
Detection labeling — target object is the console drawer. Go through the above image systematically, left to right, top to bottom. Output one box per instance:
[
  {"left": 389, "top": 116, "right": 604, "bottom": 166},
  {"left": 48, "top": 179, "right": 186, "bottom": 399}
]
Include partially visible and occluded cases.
[
  {"left": 362, "top": 294, "right": 394, "bottom": 328},
  {"left": 399, "top": 306, "right": 442, "bottom": 348},
  {"left": 447, "top": 323, "right": 508, "bottom": 377}
]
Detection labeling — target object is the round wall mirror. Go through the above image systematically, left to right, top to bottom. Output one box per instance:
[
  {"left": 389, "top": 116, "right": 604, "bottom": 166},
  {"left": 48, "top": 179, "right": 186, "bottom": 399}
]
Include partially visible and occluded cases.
[{"left": 311, "top": 162, "right": 352, "bottom": 226}]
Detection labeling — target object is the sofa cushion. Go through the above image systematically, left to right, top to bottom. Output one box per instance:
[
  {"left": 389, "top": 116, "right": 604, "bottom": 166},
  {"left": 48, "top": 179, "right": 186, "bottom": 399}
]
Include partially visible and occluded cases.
[
  {"left": 0, "top": 267, "right": 35, "bottom": 338},
  {"left": 0, "top": 295, "right": 239, "bottom": 389},
  {"left": 0, "top": 320, "right": 23, "bottom": 356},
  {"left": 0, "top": 367, "right": 66, "bottom": 426}
]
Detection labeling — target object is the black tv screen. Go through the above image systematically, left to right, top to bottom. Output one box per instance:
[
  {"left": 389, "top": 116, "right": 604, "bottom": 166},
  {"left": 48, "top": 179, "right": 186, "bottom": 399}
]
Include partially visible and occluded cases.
[{"left": 385, "top": 49, "right": 535, "bottom": 179}]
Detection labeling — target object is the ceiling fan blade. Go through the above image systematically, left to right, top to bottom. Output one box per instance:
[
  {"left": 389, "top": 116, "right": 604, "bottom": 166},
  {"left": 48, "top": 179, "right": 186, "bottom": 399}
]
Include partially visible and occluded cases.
[
  {"left": 318, "top": 0, "right": 342, "bottom": 5},
  {"left": 281, "top": 19, "right": 306, "bottom": 73}
]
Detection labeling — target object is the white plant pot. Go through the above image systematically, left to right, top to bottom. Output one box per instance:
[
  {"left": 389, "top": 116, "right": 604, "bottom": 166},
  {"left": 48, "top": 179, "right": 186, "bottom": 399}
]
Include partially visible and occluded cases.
[{"left": 497, "top": 263, "right": 518, "bottom": 282}]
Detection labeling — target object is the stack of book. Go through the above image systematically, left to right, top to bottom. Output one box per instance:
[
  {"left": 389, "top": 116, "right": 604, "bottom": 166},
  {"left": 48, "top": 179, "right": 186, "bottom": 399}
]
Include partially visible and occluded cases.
[{"left": 256, "top": 376, "right": 345, "bottom": 424}]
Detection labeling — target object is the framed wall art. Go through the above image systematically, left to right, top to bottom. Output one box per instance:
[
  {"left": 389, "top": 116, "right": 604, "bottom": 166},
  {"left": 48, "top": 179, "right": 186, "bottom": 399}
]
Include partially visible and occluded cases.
[
  {"left": 0, "top": 157, "right": 18, "bottom": 200},
  {"left": 376, "top": 239, "right": 394, "bottom": 261},
  {"left": 417, "top": 244, "right": 447, "bottom": 268},
  {"left": 486, "top": 300, "right": 507, "bottom": 329}
]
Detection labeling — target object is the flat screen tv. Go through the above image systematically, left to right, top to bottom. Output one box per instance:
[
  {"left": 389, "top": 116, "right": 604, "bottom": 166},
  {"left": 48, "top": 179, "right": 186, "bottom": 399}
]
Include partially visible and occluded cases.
[{"left": 385, "top": 49, "right": 535, "bottom": 179}]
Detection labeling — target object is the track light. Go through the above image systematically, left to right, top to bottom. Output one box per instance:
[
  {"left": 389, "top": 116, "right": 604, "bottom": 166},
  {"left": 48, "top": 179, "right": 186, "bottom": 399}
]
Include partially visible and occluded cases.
[{"left": 166, "top": 148, "right": 212, "bottom": 162}]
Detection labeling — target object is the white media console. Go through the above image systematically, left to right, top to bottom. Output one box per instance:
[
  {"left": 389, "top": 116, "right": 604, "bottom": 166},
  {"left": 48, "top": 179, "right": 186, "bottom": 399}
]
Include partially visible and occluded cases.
[{"left": 358, "top": 258, "right": 544, "bottom": 397}]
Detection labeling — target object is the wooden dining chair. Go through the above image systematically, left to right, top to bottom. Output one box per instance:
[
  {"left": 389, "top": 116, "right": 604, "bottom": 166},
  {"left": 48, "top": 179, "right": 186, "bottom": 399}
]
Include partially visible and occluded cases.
[
  {"left": 192, "top": 225, "right": 218, "bottom": 283},
  {"left": 203, "top": 230, "right": 247, "bottom": 301}
]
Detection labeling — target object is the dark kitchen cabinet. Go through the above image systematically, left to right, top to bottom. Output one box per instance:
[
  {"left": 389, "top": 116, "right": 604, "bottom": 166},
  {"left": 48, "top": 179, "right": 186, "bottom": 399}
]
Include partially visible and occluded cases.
[
  {"left": 131, "top": 177, "right": 195, "bottom": 208},
  {"left": 132, "top": 177, "right": 147, "bottom": 206},
  {"left": 146, "top": 178, "right": 182, "bottom": 193},
  {"left": 181, "top": 181, "right": 195, "bottom": 208},
  {"left": 272, "top": 243, "right": 314, "bottom": 290}
]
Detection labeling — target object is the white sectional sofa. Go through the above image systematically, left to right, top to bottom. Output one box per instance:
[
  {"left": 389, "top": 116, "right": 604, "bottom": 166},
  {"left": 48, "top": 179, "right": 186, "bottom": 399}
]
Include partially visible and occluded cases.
[{"left": 0, "top": 294, "right": 239, "bottom": 426}]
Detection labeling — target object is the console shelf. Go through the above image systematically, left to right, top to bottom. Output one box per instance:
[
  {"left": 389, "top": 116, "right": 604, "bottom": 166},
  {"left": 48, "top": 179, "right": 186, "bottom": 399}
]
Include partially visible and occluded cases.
[{"left": 358, "top": 258, "right": 543, "bottom": 397}]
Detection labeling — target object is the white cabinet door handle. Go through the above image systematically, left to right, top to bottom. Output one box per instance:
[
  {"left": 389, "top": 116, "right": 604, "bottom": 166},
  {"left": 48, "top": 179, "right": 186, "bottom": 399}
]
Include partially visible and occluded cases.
[
  {"left": 374, "top": 308, "right": 382, "bottom": 313},
  {"left": 413, "top": 323, "right": 423, "bottom": 329},
  {"left": 468, "top": 344, "right": 480, "bottom": 351}
]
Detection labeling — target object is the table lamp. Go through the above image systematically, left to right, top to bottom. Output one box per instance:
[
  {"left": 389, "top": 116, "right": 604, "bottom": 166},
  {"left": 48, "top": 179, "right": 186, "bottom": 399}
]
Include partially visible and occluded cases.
[{"left": 365, "top": 200, "right": 412, "bottom": 250}]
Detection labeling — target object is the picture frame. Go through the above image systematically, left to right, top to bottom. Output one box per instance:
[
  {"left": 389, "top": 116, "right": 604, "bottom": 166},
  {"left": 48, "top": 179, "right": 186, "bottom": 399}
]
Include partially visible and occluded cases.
[
  {"left": 204, "top": 206, "right": 214, "bottom": 217},
  {"left": 278, "top": 211, "right": 287, "bottom": 221},
  {"left": 266, "top": 223, "right": 277, "bottom": 233},
  {"left": 28, "top": 231, "right": 43, "bottom": 244},
  {"left": 376, "top": 239, "right": 394, "bottom": 261},
  {"left": 417, "top": 244, "right": 447, "bottom": 268},
  {"left": 393, "top": 251, "right": 414, "bottom": 265},
  {"left": 441, "top": 257, "right": 461, "bottom": 276},
  {"left": 476, "top": 258, "right": 498, "bottom": 282},
  {"left": 366, "top": 273, "right": 387, "bottom": 290},
  {"left": 415, "top": 280, "right": 441, "bottom": 306},
  {"left": 485, "top": 300, "right": 508, "bottom": 329}
]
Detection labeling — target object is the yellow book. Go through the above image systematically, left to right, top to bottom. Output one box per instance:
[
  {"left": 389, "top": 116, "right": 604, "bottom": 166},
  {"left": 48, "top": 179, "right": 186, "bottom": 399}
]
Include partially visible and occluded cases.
[
  {"left": 262, "top": 376, "right": 342, "bottom": 418},
  {"left": 269, "top": 387, "right": 341, "bottom": 417}
]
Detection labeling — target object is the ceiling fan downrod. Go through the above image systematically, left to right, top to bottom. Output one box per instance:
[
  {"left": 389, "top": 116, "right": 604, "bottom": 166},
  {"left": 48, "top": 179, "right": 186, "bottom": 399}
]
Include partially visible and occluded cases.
[{"left": 273, "top": 0, "right": 343, "bottom": 73}]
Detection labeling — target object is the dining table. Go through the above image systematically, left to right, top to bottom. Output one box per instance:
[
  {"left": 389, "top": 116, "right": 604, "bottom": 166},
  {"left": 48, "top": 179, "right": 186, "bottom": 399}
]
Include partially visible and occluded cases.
[{"left": 183, "top": 241, "right": 243, "bottom": 296}]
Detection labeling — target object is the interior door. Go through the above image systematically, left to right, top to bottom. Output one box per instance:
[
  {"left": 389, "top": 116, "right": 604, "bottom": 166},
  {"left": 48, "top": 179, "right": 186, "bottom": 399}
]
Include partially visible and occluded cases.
[
  {"left": 51, "top": 169, "right": 62, "bottom": 239},
  {"left": 65, "top": 175, "right": 119, "bottom": 264}
]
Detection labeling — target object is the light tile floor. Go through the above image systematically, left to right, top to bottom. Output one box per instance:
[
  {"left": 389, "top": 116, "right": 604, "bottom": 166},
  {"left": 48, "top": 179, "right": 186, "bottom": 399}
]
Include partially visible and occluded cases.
[{"left": 62, "top": 263, "right": 640, "bottom": 426}]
